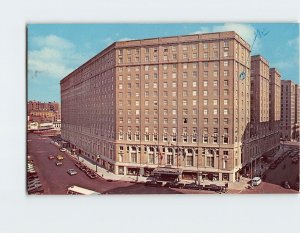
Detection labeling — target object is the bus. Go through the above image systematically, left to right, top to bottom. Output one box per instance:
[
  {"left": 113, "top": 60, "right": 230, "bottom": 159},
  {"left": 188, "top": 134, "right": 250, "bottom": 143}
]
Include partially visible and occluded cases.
[{"left": 67, "top": 185, "right": 101, "bottom": 195}]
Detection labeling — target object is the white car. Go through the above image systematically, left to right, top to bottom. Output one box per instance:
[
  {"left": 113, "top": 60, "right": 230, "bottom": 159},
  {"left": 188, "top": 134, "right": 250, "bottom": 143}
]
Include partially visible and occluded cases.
[
  {"left": 60, "top": 148, "right": 66, "bottom": 152},
  {"left": 67, "top": 169, "right": 77, "bottom": 176},
  {"left": 251, "top": 177, "right": 262, "bottom": 186}
]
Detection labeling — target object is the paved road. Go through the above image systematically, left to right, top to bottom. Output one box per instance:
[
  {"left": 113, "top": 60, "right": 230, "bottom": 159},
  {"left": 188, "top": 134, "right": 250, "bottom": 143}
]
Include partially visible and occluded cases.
[
  {"left": 27, "top": 133, "right": 215, "bottom": 195},
  {"left": 241, "top": 145, "right": 299, "bottom": 194}
]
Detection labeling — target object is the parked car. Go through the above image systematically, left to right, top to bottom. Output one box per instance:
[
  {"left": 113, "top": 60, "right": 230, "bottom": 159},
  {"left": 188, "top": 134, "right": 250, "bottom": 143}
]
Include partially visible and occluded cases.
[
  {"left": 60, "top": 148, "right": 66, "bottom": 152},
  {"left": 48, "top": 155, "right": 55, "bottom": 160},
  {"left": 56, "top": 155, "right": 64, "bottom": 160},
  {"left": 55, "top": 161, "right": 63, "bottom": 166},
  {"left": 67, "top": 169, "right": 78, "bottom": 176},
  {"left": 87, "top": 172, "right": 97, "bottom": 179},
  {"left": 251, "top": 177, "right": 262, "bottom": 186},
  {"left": 144, "top": 180, "right": 160, "bottom": 187},
  {"left": 169, "top": 182, "right": 185, "bottom": 189},
  {"left": 184, "top": 183, "right": 201, "bottom": 190},
  {"left": 204, "top": 184, "right": 222, "bottom": 192}
]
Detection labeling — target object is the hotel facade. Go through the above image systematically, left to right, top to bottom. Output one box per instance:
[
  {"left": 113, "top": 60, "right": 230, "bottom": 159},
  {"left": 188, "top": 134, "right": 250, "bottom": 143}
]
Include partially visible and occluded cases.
[{"left": 61, "top": 31, "right": 263, "bottom": 182}]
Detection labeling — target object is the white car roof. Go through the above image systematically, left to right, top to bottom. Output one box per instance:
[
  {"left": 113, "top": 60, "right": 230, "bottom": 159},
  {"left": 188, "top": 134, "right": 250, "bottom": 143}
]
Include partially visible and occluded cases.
[{"left": 252, "top": 177, "right": 261, "bottom": 181}]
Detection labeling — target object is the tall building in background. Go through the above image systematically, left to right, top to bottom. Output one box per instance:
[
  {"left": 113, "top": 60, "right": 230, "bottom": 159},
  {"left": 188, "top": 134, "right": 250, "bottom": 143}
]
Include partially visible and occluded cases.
[
  {"left": 61, "top": 31, "right": 252, "bottom": 182},
  {"left": 248, "top": 56, "right": 281, "bottom": 176},
  {"left": 269, "top": 68, "right": 281, "bottom": 145},
  {"left": 280, "top": 80, "right": 296, "bottom": 141},
  {"left": 295, "top": 84, "right": 300, "bottom": 141}
]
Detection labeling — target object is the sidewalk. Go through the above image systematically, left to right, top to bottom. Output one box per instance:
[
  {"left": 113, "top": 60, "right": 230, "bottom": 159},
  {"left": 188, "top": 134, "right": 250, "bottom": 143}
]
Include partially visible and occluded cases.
[{"left": 67, "top": 150, "right": 151, "bottom": 183}]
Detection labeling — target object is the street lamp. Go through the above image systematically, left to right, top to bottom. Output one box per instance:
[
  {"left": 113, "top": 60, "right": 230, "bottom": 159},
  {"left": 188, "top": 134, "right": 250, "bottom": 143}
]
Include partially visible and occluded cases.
[{"left": 95, "top": 155, "right": 100, "bottom": 172}]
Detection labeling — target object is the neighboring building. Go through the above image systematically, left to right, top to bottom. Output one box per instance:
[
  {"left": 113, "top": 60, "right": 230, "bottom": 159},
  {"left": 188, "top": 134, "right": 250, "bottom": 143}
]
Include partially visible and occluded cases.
[
  {"left": 61, "top": 31, "right": 253, "bottom": 182},
  {"left": 248, "top": 56, "right": 281, "bottom": 176},
  {"left": 269, "top": 68, "right": 281, "bottom": 146},
  {"left": 280, "top": 80, "right": 297, "bottom": 141},
  {"left": 295, "top": 84, "right": 300, "bottom": 141},
  {"left": 27, "top": 101, "right": 61, "bottom": 124},
  {"left": 53, "top": 120, "right": 61, "bottom": 131}
]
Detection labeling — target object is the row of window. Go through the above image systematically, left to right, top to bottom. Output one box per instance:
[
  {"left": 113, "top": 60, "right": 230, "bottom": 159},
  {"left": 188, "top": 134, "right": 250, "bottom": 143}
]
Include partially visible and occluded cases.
[
  {"left": 117, "top": 41, "right": 230, "bottom": 55},
  {"left": 117, "top": 61, "right": 231, "bottom": 73},
  {"left": 118, "top": 70, "right": 231, "bottom": 81},
  {"left": 118, "top": 132, "right": 230, "bottom": 144}
]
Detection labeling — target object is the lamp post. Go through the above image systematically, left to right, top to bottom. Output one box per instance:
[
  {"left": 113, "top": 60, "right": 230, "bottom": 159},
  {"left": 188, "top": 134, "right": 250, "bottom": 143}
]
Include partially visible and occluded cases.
[{"left": 96, "top": 155, "right": 100, "bottom": 172}]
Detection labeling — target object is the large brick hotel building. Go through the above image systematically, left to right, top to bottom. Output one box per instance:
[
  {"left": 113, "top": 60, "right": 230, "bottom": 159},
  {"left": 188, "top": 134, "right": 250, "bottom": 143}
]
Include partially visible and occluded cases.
[{"left": 60, "top": 31, "right": 280, "bottom": 182}]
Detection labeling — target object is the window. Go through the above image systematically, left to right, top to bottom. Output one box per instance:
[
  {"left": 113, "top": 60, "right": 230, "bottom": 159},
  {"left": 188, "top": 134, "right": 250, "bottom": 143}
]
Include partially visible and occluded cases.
[
  {"left": 203, "top": 43, "right": 208, "bottom": 49},
  {"left": 224, "top": 51, "right": 229, "bottom": 57},
  {"left": 204, "top": 52, "right": 208, "bottom": 58},
  {"left": 192, "top": 53, "right": 197, "bottom": 59},
  {"left": 224, "top": 61, "right": 229, "bottom": 67},
  {"left": 204, "top": 62, "right": 208, "bottom": 68},
  {"left": 183, "top": 63, "right": 187, "bottom": 69},
  {"left": 224, "top": 70, "right": 229, "bottom": 77},
  {"left": 204, "top": 71, "right": 208, "bottom": 78},
  {"left": 213, "top": 71, "right": 218, "bottom": 77},
  {"left": 172, "top": 73, "right": 177, "bottom": 79},
  {"left": 224, "top": 80, "right": 229, "bottom": 86},
  {"left": 204, "top": 81, "right": 208, "bottom": 87},
  {"left": 213, "top": 81, "right": 218, "bottom": 87},
  {"left": 163, "top": 82, "right": 168, "bottom": 88},
  {"left": 172, "top": 82, "right": 177, "bottom": 88},
  {"left": 183, "top": 82, "right": 188, "bottom": 88},
  {"left": 192, "top": 82, "right": 197, "bottom": 87},
  {"left": 145, "top": 83, "right": 149, "bottom": 89},
  {"left": 153, "top": 83, "right": 158, "bottom": 88},
  {"left": 119, "top": 84, "right": 123, "bottom": 89},
  {"left": 192, "top": 90, "right": 197, "bottom": 96},
  {"left": 203, "top": 90, "right": 208, "bottom": 96},
  {"left": 224, "top": 90, "right": 229, "bottom": 96},
  {"left": 172, "top": 91, "right": 176, "bottom": 97},
  {"left": 203, "top": 99, "right": 208, "bottom": 105},
  {"left": 224, "top": 99, "right": 228, "bottom": 105},
  {"left": 183, "top": 100, "right": 187, "bottom": 106},
  {"left": 192, "top": 100, "right": 197, "bottom": 106},
  {"left": 213, "top": 100, "right": 218, "bottom": 105},
  {"left": 172, "top": 109, "right": 177, "bottom": 115},
  {"left": 204, "top": 109, "right": 208, "bottom": 115},
  {"left": 213, "top": 109, "right": 218, "bottom": 115},
  {"left": 224, "top": 109, "right": 229, "bottom": 115},
  {"left": 193, "top": 118, "right": 197, "bottom": 124},
  {"left": 204, "top": 118, "right": 208, "bottom": 124},
  {"left": 213, "top": 118, "right": 218, "bottom": 124},
  {"left": 224, "top": 118, "right": 229, "bottom": 124},
  {"left": 131, "top": 153, "right": 137, "bottom": 163},
  {"left": 149, "top": 154, "right": 155, "bottom": 164},
  {"left": 167, "top": 155, "right": 174, "bottom": 165},
  {"left": 186, "top": 156, "right": 193, "bottom": 166},
  {"left": 206, "top": 156, "right": 214, "bottom": 167}
]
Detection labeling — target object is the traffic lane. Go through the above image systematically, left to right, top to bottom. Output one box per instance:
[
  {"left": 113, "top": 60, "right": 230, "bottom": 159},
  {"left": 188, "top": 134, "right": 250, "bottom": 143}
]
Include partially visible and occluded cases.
[
  {"left": 27, "top": 133, "right": 131, "bottom": 194},
  {"left": 264, "top": 151, "right": 299, "bottom": 190},
  {"left": 241, "top": 181, "right": 298, "bottom": 194}
]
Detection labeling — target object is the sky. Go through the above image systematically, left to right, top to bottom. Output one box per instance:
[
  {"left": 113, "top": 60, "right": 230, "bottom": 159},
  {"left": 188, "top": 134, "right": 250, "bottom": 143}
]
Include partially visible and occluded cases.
[{"left": 27, "top": 23, "right": 299, "bottom": 102}]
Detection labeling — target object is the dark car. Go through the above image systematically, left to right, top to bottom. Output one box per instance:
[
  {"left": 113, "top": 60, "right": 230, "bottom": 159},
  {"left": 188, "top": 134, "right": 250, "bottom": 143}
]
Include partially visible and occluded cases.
[
  {"left": 145, "top": 180, "right": 161, "bottom": 187},
  {"left": 281, "top": 181, "right": 291, "bottom": 189},
  {"left": 169, "top": 182, "right": 185, "bottom": 189},
  {"left": 183, "top": 183, "right": 201, "bottom": 190},
  {"left": 204, "top": 184, "right": 222, "bottom": 192}
]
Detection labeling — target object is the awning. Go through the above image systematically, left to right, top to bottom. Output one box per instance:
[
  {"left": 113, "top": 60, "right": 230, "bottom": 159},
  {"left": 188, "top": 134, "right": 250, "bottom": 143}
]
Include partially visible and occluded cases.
[{"left": 153, "top": 167, "right": 181, "bottom": 176}]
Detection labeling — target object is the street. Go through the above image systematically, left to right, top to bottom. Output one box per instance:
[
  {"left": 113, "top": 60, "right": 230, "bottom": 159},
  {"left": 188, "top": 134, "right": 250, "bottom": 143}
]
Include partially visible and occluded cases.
[
  {"left": 27, "top": 133, "right": 216, "bottom": 194},
  {"left": 241, "top": 145, "right": 299, "bottom": 194}
]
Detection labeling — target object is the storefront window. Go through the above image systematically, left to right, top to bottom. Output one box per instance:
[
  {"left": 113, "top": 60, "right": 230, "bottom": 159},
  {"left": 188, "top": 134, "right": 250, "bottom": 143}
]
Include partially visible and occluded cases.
[{"left": 118, "top": 166, "right": 124, "bottom": 175}]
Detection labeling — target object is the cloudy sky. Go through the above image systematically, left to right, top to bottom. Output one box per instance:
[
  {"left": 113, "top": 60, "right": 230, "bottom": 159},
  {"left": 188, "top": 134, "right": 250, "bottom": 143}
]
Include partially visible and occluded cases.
[{"left": 27, "top": 23, "right": 299, "bottom": 102}]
